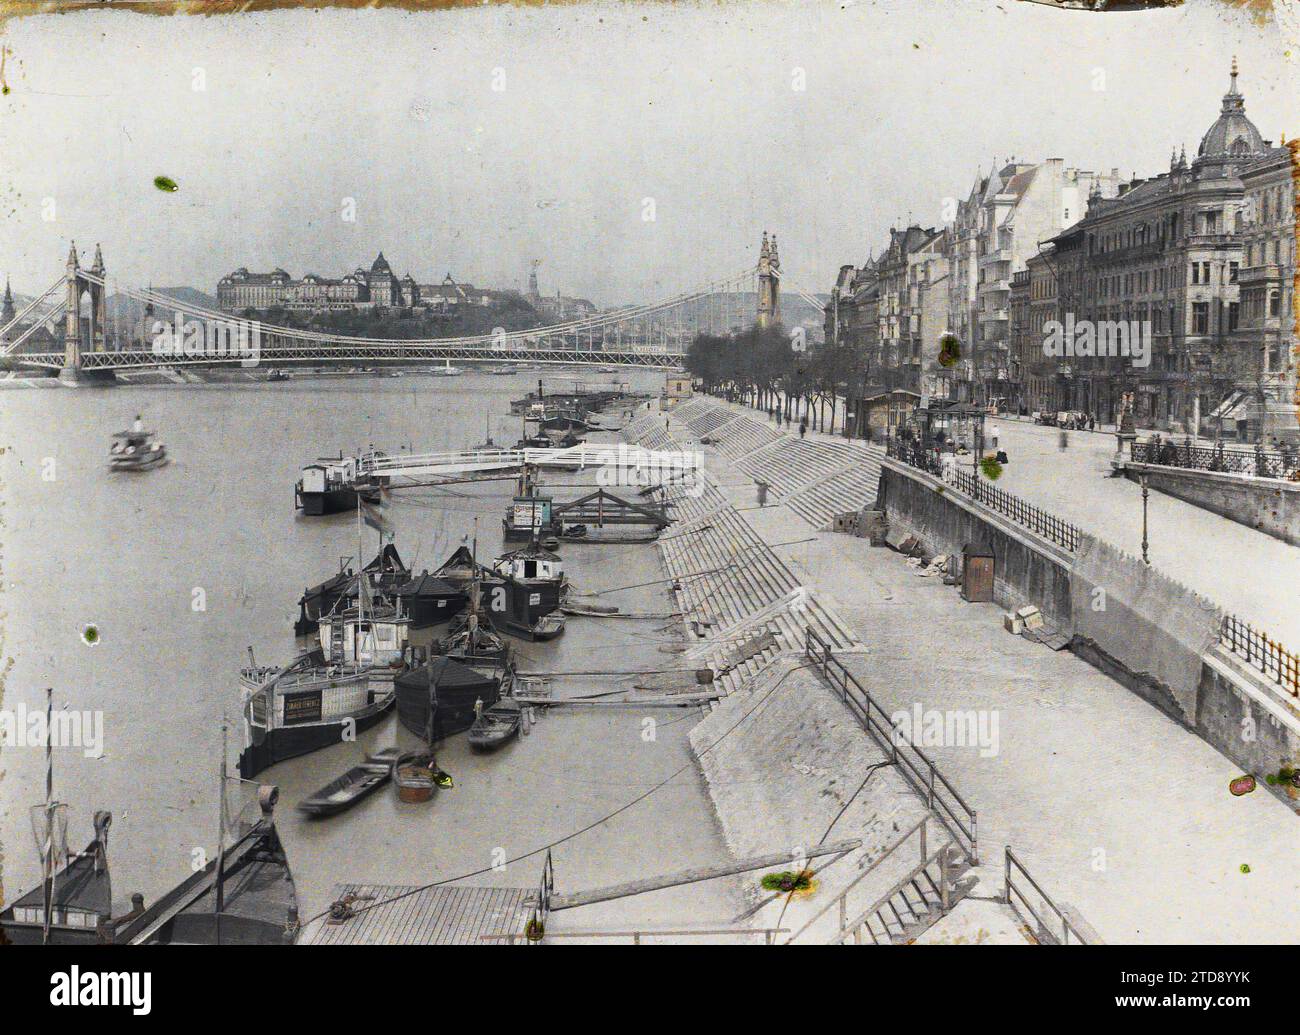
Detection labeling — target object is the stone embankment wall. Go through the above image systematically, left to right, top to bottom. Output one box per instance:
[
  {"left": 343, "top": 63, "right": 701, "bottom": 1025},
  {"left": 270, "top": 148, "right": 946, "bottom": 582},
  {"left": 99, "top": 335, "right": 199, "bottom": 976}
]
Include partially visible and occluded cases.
[
  {"left": 878, "top": 460, "right": 1300, "bottom": 802},
  {"left": 877, "top": 461, "right": 1074, "bottom": 629},
  {"left": 1117, "top": 461, "right": 1300, "bottom": 546}
]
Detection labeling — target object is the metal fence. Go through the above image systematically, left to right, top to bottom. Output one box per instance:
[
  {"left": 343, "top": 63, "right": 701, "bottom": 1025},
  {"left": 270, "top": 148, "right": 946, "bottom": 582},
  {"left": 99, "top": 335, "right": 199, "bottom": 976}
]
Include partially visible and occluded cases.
[
  {"left": 887, "top": 434, "right": 1300, "bottom": 701},
  {"left": 885, "top": 437, "right": 1081, "bottom": 552},
  {"left": 1132, "top": 437, "right": 1300, "bottom": 481},
  {"left": 946, "top": 469, "right": 1081, "bottom": 552},
  {"left": 1221, "top": 614, "right": 1300, "bottom": 698},
  {"left": 805, "top": 628, "right": 978, "bottom": 865},
  {"left": 1004, "top": 847, "right": 1094, "bottom": 945},
  {"left": 519, "top": 849, "right": 554, "bottom": 943}
]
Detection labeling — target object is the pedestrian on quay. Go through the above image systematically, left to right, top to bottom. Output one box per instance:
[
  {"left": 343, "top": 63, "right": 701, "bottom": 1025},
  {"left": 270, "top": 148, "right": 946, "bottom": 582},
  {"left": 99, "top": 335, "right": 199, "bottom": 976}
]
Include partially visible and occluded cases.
[
  {"left": 799, "top": 417, "right": 808, "bottom": 439},
  {"left": 990, "top": 423, "right": 1000, "bottom": 449}
]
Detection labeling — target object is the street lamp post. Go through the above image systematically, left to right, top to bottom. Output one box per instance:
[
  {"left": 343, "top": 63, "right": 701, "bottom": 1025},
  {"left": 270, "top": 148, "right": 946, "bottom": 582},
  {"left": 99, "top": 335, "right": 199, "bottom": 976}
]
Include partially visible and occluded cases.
[{"left": 1140, "top": 474, "right": 1150, "bottom": 565}]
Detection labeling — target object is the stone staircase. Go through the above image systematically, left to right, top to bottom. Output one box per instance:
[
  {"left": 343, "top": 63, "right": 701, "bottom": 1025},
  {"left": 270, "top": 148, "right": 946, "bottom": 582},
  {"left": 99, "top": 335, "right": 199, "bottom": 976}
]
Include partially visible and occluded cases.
[
  {"left": 669, "top": 397, "right": 888, "bottom": 530},
  {"left": 623, "top": 410, "right": 859, "bottom": 707},
  {"left": 782, "top": 451, "right": 885, "bottom": 529},
  {"left": 830, "top": 843, "right": 977, "bottom": 944}
]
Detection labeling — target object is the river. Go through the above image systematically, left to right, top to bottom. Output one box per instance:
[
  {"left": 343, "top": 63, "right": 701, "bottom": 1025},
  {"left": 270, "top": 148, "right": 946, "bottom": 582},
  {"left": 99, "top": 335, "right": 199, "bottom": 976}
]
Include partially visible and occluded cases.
[{"left": 0, "top": 368, "right": 740, "bottom": 939}]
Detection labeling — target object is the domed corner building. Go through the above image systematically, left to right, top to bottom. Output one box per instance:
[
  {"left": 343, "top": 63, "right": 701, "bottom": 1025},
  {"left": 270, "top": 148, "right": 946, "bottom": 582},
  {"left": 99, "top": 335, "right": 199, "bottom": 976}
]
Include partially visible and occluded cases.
[{"left": 1041, "top": 59, "right": 1285, "bottom": 439}]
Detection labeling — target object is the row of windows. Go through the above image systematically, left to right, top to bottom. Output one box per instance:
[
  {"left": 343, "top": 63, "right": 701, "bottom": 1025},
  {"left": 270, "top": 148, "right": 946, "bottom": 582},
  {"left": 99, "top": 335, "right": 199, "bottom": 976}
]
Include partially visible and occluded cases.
[
  {"left": 1245, "top": 184, "right": 1293, "bottom": 226},
  {"left": 1243, "top": 237, "right": 1293, "bottom": 268}
]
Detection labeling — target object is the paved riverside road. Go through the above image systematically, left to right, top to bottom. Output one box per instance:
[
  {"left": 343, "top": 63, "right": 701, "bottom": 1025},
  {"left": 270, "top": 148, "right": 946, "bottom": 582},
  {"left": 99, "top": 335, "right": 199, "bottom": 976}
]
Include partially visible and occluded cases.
[
  {"left": 675, "top": 406, "right": 1300, "bottom": 943},
  {"left": 983, "top": 419, "right": 1300, "bottom": 646}
]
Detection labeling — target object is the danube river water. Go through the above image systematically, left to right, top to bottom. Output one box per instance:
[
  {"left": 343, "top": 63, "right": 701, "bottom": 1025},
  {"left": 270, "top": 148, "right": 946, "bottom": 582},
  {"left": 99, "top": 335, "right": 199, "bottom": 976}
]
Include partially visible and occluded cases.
[{"left": 0, "top": 369, "right": 740, "bottom": 936}]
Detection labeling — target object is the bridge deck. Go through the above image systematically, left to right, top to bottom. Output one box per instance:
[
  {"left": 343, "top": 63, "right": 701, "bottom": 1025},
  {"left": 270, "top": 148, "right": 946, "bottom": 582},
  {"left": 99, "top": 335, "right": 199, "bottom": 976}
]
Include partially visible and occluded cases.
[{"left": 361, "top": 444, "right": 698, "bottom": 481}]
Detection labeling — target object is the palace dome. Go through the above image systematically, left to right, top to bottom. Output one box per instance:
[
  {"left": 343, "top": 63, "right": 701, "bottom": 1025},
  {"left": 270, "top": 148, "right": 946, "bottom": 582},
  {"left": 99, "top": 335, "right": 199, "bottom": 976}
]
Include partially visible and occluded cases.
[{"left": 1198, "top": 60, "right": 1266, "bottom": 158}]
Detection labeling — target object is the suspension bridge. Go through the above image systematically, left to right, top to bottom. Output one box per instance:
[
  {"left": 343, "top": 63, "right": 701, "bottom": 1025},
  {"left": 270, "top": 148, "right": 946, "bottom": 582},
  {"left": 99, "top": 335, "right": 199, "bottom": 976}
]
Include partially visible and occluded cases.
[{"left": 0, "top": 238, "right": 826, "bottom": 379}]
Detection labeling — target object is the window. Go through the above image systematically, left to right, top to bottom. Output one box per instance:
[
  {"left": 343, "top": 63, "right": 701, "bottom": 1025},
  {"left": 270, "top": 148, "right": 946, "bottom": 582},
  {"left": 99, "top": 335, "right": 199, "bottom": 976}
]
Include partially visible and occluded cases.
[
  {"left": 1269, "top": 291, "right": 1281, "bottom": 318},
  {"left": 1192, "top": 302, "right": 1209, "bottom": 334},
  {"left": 1228, "top": 302, "right": 1239, "bottom": 332}
]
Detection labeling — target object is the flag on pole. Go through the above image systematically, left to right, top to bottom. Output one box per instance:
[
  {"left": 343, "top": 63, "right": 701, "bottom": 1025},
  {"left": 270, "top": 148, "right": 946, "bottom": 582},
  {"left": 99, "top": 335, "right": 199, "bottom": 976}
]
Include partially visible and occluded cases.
[{"left": 360, "top": 493, "right": 394, "bottom": 537}]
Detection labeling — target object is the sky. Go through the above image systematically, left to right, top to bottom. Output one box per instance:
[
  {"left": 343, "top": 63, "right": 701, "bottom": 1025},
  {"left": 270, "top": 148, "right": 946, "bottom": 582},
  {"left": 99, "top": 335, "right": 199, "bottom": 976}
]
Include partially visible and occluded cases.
[{"left": 0, "top": 0, "right": 1295, "bottom": 307}]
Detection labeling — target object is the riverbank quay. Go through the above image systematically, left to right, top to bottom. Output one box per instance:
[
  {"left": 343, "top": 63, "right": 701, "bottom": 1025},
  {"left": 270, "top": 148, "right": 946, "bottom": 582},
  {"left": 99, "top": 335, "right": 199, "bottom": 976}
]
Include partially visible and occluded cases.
[
  {"left": 0, "top": 373, "right": 744, "bottom": 945},
  {"left": 649, "top": 394, "right": 1300, "bottom": 943},
  {"left": 621, "top": 407, "right": 1036, "bottom": 943}
]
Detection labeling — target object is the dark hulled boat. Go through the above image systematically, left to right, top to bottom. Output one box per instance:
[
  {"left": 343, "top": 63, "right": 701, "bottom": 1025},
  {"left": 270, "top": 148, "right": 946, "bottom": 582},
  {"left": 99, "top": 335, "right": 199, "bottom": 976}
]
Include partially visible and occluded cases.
[
  {"left": 295, "top": 455, "right": 381, "bottom": 516},
  {"left": 487, "top": 541, "right": 566, "bottom": 640},
  {"left": 295, "top": 544, "right": 467, "bottom": 637},
  {"left": 393, "top": 573, "right": 468, "bottom": 630},
  {"left": 239, "top": 597, "right": 413, "bottom": 779},
  {"left": 395, "top": 654, "right": 503, "bottom": 742},
  {"left": 468, "top": 698, "right": 523, "bottom": 751},
  {"left": 297, "top": 748, "right": 400, "bottom": 817},
  {"left": 116, "top": 786, "right": 298, "bottom": 945},
  {"left": 0, "top": 811, "right": 113, "bottom": 946}
]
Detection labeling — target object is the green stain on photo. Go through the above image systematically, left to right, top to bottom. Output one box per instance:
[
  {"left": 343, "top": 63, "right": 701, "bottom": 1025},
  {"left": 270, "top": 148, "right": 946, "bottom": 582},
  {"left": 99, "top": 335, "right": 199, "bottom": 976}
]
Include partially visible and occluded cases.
[
  {"left": 153, "top": 175, "right": 179, "bottom": 193},
  {"left": 81, "top": 623, "right": 100, "bottom": 645}
]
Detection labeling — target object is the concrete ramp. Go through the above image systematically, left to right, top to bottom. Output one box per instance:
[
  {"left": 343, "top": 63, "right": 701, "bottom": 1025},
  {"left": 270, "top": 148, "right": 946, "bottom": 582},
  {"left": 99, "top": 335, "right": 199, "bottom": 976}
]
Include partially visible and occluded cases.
[{"left": 689, "top": 657, "right": 932, "bottom": 942}]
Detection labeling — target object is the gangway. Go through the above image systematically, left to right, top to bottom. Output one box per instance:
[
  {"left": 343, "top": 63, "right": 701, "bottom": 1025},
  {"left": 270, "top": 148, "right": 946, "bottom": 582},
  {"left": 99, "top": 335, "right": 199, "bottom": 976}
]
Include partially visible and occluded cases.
[{"left": 345, "top": 444, "right": 701, "bottom": 486}]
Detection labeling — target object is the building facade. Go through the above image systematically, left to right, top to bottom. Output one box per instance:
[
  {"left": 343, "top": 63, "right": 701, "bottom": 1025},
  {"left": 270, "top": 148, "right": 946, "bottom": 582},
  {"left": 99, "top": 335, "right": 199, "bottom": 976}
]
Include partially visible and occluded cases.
[
  {"left": 1021, "top": 62, "right": 1278, "bottom": 433},
  {"left": 1233, "top": 142, "right": 1297, "bottom": 439},
  {"left": 218, "top": 252, "right": 498, "bottom": 314}
]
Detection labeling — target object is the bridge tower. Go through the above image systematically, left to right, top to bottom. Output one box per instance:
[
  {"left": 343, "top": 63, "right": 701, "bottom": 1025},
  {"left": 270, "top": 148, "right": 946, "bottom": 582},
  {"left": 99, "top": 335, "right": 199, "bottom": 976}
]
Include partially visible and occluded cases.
[
  {"left": 757, "top": 231, "right": 781, "bottom": 329},
  {"left": 62, "top": 241, "right": 107, "bottom": 370},
  {"left": 64, "top": 242, "right": 81, "bottom": 367},
  {"left": 90, "top": 243, "right": 107, "bottom": 352},
  {"left": 1, "top": 278, "right": 14, "bottom": 349}
]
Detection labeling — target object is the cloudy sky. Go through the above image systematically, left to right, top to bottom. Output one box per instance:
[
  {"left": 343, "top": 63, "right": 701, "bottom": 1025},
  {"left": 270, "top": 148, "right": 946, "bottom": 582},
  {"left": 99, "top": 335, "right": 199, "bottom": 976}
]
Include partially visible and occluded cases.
[{"left": 0, "top": 0, "right": 1294, "bottom": 306}]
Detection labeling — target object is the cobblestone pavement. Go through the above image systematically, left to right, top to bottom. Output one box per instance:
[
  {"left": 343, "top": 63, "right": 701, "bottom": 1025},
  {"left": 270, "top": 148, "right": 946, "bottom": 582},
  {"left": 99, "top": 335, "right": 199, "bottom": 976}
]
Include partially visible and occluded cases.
[{"left": 988, "top": 419, "right": 1300, "bottom": 645}]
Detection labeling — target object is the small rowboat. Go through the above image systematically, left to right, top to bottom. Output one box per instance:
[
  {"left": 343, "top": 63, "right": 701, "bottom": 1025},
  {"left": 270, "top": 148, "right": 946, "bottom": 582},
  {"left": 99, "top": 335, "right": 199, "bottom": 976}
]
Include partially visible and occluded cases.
[
  {"left": 468, "top": 699, "right": 523, "bottom": 752},
  {"left": 297, "top": 748, "right": 400, "bottom": 817},
  {"left": 393, "top": 751, "right": 452, "bottom": 803}
]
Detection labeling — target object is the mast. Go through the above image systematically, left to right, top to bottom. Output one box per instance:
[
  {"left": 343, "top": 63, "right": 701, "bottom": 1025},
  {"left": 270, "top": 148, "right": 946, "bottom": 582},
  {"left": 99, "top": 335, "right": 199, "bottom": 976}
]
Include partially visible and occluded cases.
[
  {"left": 356, "top": 493, "right": 365, "bottom": 661},
  {"left": 469, "top": 517, "right": 480, "bottom": 637},
  {"left": 41, "top": 687, "right": 54, "bottom": 944},
  {"left": 213, "top": 717, "right": 228, "bottom": 942}
]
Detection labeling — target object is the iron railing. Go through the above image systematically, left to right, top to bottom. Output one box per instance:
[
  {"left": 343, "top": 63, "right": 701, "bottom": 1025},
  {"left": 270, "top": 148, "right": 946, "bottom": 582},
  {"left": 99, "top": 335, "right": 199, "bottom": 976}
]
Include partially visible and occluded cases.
[
  {"left": 885, "top": 434, "right": 944, "bottom": 477},
  {"left": 886, "top": 437, "right": 1082, "bottom": 552},
  {"left": 1132, "top": 437, "right": 1300, "bottom": 481},
  {"left": 947, "top": 469, "right": 1081, "bottom": 552},
  {"left": 1221, "top": 614, "right": 1300, "bottom": 698},
  {"left": 804, "top": 629, "right": 978, "bottom": 865},
  {"left": 788, "top": 812, "right": 940, "bottom": 944},
  {"left": 1004, "top": 847, "right": 1093, "bottom": 945},
  {"left": 520, "top": 849, "right": 555, "bottom": 944},
  {"left": 485, "top": 926, "right": 789, "bottom": 944}
]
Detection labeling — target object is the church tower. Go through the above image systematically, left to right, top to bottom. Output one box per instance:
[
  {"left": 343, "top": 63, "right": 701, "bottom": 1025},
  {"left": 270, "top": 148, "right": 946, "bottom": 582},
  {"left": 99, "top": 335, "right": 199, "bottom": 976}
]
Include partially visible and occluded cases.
[{"left": 757, "top": 231, "right": 781, "bottom": 329}]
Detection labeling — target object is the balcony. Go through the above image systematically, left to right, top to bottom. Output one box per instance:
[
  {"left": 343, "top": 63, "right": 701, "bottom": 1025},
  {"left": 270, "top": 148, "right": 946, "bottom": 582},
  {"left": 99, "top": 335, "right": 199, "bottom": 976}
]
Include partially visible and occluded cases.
[{"left": 1238, "top": 263, "right": 1283, "bottom": 287}]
